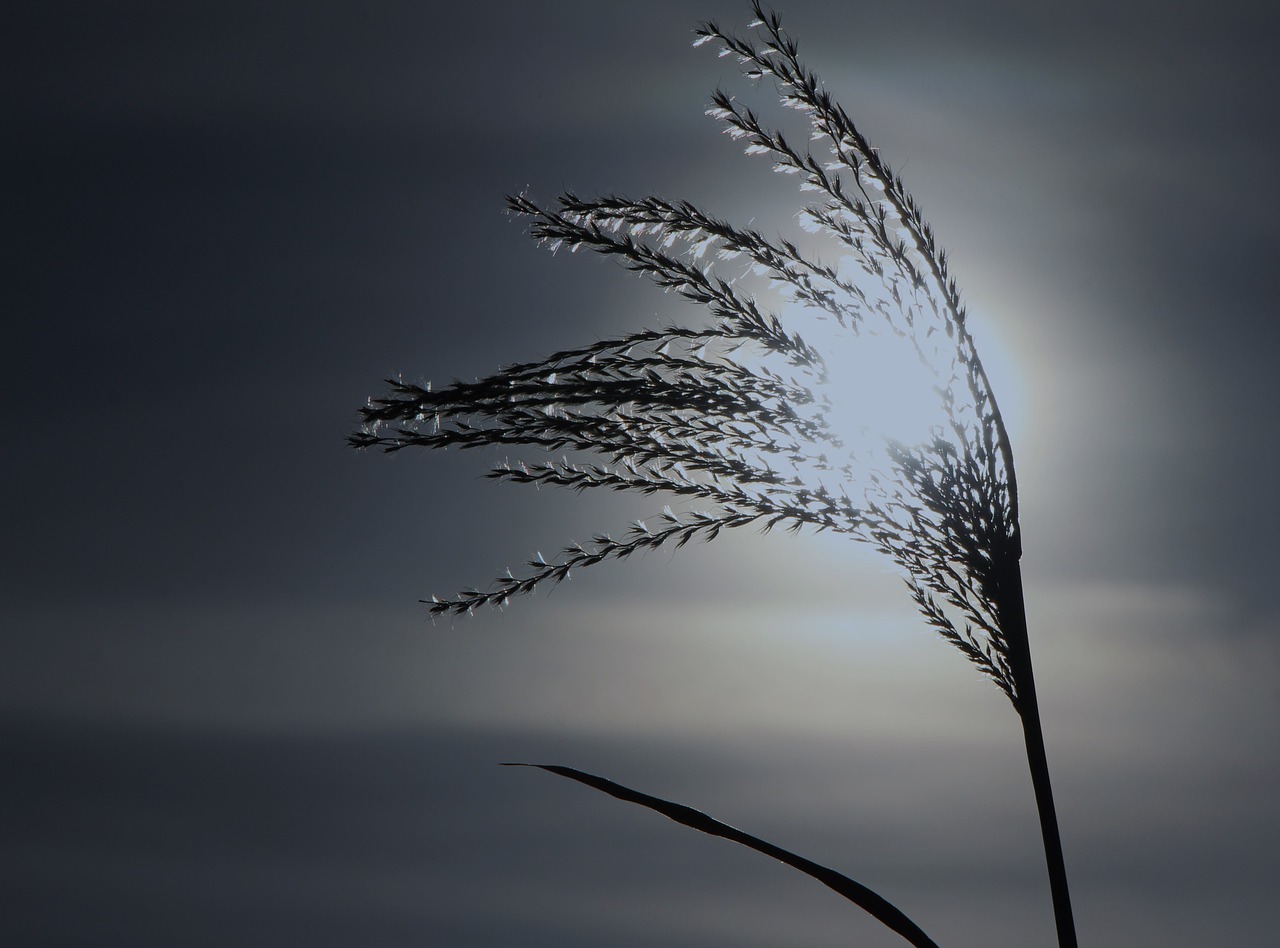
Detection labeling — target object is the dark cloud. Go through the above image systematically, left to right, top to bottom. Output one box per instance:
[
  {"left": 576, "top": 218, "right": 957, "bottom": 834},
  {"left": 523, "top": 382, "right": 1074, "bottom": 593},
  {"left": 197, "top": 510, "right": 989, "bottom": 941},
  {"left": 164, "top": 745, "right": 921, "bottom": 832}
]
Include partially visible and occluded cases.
[{"left": 5, "top": 2, "right": 1279, "bottom": 945}]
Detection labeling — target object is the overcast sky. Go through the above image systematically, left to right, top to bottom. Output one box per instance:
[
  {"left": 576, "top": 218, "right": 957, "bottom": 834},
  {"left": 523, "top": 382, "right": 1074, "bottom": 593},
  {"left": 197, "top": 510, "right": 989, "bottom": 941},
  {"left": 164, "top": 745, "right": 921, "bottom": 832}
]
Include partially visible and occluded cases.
[{"left": 5, "top": 2, "right": 1279, "bottom": 946}]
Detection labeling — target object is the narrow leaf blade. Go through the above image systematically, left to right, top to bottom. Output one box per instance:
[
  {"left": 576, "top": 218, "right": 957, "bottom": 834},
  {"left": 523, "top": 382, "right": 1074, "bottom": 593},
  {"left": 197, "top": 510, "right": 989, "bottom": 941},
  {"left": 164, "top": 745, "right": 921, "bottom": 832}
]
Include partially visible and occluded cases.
[{"left": 503, "top": 762, "right": 940, "bottom": 948}]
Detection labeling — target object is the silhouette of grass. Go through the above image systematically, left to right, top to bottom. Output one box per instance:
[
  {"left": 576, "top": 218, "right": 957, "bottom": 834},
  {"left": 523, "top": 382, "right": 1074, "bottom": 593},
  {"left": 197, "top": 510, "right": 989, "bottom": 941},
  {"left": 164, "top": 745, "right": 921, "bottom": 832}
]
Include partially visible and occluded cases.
[{"left": 354, "top": 3, "right": 1077, "bottom": 944}]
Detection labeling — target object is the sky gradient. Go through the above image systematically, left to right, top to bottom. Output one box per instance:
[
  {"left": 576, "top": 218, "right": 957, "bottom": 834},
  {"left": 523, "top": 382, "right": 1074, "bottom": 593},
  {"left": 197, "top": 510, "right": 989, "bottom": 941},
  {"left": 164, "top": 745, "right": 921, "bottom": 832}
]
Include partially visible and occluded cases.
[{"left": 6, "top": 2, "right": 1279, "bottom": 945}]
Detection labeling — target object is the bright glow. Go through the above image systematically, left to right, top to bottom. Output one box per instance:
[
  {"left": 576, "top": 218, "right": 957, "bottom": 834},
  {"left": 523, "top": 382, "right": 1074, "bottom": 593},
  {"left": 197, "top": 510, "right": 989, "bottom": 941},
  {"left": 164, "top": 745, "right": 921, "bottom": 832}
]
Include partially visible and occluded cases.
[
  {"left": 793, "top": 299, "right": 1031, "bottom": 470},
  {"left": 822, "top": 323, "right": 950, "bottom": 451}
]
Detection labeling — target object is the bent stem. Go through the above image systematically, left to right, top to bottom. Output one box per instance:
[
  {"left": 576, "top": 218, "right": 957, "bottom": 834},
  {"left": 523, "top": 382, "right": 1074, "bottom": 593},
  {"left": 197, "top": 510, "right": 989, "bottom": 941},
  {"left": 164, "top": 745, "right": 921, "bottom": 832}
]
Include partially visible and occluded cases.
[
  {"left": 355, "top": 4, "right": 1082, "bottom": 941},
  {"left": 1000, "top": 562, "right": 1078, "bottom": 948}
]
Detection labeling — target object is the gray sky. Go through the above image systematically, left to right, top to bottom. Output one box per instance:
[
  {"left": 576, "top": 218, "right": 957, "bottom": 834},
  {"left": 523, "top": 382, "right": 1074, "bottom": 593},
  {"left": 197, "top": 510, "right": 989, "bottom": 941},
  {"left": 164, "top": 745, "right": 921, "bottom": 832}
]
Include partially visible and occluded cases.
[{"left": 5, "top": 2, "right": 1279, "bottom": 946}]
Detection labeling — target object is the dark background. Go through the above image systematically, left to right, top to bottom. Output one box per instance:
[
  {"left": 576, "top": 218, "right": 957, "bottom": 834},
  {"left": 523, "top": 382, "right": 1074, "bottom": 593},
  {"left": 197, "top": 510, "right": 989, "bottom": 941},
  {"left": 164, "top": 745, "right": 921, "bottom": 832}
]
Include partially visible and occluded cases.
[{"left": 5, "top": 2, "right": 1278, "bottom": 945}]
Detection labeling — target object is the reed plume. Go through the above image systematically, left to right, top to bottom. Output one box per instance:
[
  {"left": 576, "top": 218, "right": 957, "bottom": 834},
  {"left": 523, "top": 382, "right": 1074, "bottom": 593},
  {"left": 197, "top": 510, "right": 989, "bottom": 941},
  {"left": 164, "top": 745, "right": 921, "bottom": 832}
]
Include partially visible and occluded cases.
[{"left": 353, "top": 4, "right": 1077, "bottom": 944}]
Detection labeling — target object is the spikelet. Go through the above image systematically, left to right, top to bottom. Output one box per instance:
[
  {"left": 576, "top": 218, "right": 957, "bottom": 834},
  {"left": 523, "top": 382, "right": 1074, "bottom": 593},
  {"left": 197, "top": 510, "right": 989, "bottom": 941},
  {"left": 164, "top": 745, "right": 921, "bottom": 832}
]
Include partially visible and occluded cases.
[{"left": 353, "top": 1, "right": 1024, "bottom": 705}]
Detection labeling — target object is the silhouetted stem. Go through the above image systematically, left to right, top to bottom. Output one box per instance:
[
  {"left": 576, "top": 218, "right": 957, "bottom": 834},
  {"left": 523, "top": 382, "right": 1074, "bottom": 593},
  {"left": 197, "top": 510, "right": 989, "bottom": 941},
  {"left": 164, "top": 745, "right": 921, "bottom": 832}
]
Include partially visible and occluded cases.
[{"left": 1000, "top": 563, "right": 1078, "bottom": 948}]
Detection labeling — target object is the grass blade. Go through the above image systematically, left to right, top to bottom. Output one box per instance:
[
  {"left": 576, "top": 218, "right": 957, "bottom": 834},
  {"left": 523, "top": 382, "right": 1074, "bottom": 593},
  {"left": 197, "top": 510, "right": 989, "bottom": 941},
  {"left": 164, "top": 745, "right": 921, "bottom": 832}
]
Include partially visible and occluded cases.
[{"left": 504, "top": 762, "right": 940, "bottom": 948}]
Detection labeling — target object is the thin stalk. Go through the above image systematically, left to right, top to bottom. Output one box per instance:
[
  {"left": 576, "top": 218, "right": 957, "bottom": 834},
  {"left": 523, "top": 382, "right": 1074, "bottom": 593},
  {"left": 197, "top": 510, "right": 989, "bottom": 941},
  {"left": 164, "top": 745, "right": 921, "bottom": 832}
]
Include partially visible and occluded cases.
[
  {"left": 357, "top": 6, "right": 1083, "bottom": 942},
  {"left": 1000, "top": 562, "right": 1078, "bottom": 948}
]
